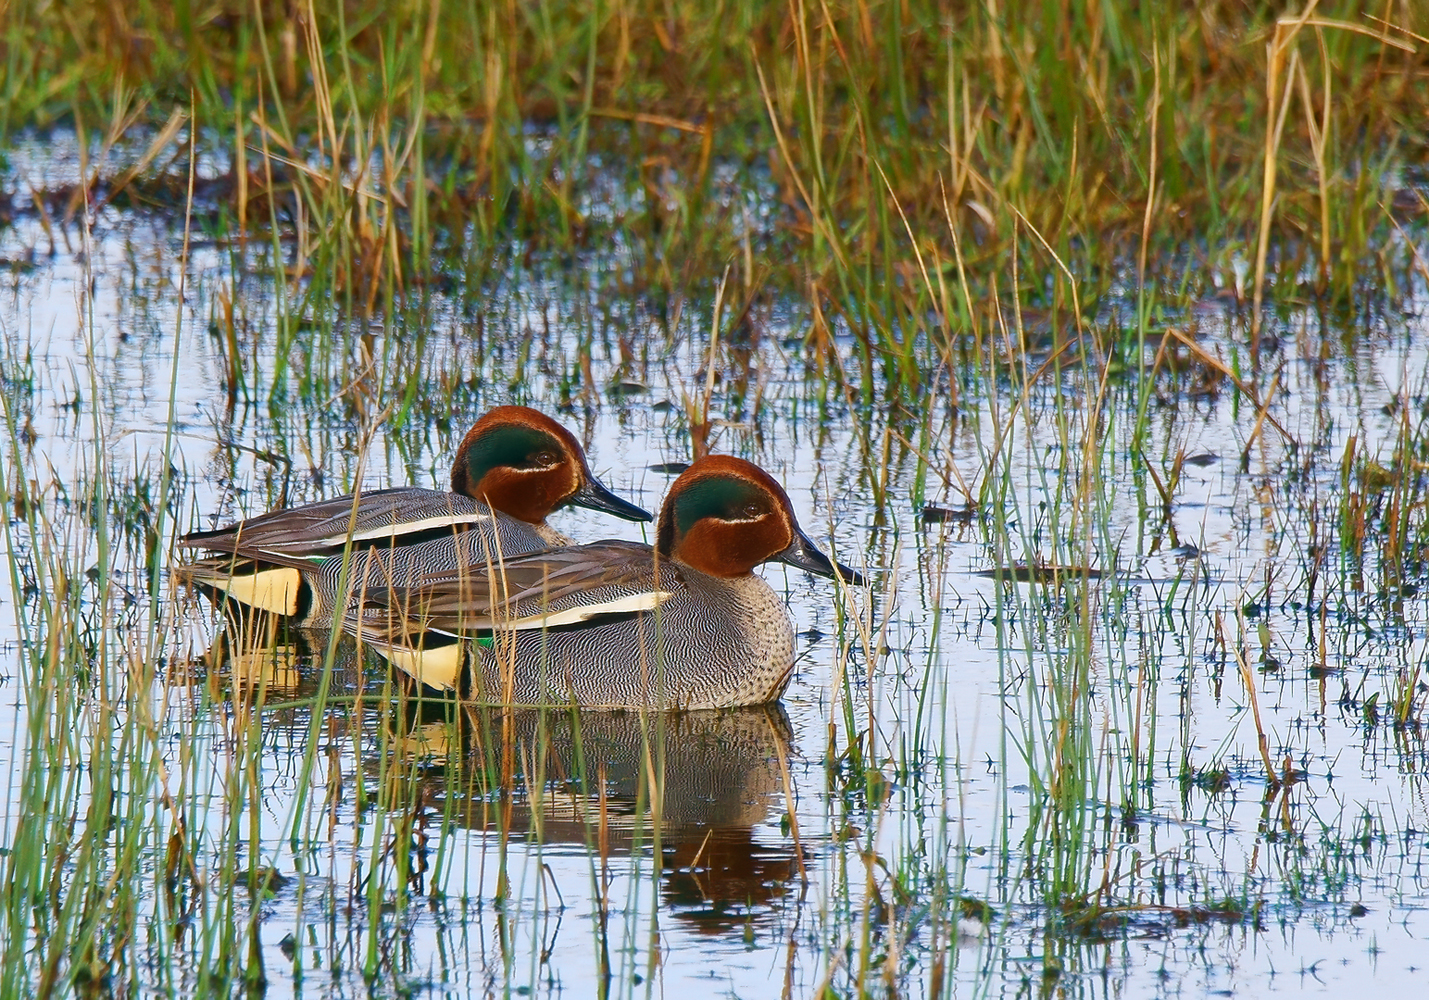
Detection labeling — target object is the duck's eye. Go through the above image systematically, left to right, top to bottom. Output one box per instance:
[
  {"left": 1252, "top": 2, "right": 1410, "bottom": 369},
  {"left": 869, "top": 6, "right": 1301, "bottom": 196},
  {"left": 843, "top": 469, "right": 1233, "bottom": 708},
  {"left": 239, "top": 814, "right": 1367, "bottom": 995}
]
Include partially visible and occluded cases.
[
  {"left": 531, "top": 450, "right": 559, "bottom": 468},
  {"left": 742, "top": 501, "right": 764, "bottom": 519}
]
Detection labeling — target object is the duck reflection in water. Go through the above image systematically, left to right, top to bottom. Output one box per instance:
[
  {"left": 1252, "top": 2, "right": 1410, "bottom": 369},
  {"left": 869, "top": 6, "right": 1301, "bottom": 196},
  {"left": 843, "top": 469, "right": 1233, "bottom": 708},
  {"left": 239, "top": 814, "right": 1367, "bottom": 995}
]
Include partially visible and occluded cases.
[
  {"left": 174, "top": 618, "right": 372, "bottom": 702},
  {"left": 183, "top": 623, "right": 806, "bottom": 932},
  {"left": 392, "top": 702, "right": 805, "bottom": 933}
]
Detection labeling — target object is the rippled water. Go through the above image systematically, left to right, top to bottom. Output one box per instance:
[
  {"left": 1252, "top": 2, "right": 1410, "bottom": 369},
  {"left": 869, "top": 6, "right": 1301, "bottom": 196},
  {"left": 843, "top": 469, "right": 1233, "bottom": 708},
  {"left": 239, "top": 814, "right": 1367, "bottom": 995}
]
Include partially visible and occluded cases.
[{"left": 1, "top": 132, "right": 1427, "bottom": 998}]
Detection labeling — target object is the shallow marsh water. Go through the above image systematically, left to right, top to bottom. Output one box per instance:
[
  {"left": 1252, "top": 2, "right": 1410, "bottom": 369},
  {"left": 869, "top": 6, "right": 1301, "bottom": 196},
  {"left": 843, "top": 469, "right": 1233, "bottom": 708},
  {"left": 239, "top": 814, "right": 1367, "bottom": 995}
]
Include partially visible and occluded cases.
[{"left": 1, "top": 133, "right": 1427, "bottom": 998}]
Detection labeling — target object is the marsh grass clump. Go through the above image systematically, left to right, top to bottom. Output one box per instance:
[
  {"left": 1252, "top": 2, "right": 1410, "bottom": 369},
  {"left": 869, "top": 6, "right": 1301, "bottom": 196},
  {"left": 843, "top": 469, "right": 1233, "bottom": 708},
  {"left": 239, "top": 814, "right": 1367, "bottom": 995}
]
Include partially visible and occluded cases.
[
  {"left": 3, "top": 3, "right": 1426, "bottom": 349},
  {"left": 0, "top": 319, "right": 513, "bottom": 994}
]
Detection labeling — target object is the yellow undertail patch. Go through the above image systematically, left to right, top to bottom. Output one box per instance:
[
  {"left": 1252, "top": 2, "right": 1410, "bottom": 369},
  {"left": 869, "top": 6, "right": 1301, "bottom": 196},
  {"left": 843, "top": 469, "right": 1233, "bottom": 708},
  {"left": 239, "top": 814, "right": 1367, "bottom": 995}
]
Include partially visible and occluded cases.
[
  {"left": 190, "top": 565, "right": 304, "bottom": 617},
  {"left": 376, "top": 640, "right": 465, "bottom": 692}
]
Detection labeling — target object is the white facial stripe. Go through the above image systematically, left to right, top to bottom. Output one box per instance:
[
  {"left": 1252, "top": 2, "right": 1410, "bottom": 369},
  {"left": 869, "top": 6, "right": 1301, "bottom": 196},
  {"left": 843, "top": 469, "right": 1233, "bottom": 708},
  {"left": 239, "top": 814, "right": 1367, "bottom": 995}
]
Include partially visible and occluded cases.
[{"left": 716, "top": 504, "right": 774, "bottom": 528}]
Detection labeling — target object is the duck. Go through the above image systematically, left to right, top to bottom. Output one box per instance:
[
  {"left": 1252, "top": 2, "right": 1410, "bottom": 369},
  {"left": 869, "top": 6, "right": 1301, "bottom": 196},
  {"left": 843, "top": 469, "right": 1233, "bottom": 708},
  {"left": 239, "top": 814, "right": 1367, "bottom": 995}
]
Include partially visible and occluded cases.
[
  {"left": 176, "top": 406, "right": 652, "bottom": 626},
  {"left": 340, "top": 454, "right": 863, "bottom": 710}
]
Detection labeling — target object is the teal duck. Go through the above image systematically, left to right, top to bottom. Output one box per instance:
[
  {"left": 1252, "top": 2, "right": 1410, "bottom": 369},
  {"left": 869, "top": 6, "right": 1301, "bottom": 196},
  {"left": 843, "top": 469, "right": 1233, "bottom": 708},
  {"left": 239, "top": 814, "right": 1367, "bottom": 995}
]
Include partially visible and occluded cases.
[
  {"left": 176, "top": 406, "right": 651, "bottom": 625},
  {"left": 342, "top": 454, "right": 862, "bottom": 709}
]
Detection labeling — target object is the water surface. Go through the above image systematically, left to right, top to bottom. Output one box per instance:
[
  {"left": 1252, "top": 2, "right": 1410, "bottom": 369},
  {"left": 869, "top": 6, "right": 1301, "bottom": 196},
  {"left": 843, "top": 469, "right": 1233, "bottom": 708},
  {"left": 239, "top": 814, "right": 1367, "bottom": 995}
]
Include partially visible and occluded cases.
[{"left": 1, "top": 132, "right": 1426, "bottom": 998}]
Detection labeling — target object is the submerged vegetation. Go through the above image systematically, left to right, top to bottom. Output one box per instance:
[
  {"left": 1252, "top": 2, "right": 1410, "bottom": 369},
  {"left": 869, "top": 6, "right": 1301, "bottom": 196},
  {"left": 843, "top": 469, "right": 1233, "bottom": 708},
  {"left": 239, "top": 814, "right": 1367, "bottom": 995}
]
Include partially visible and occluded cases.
[{"left": 0, "top": 1, "right": 1428, "bottom": 996}]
